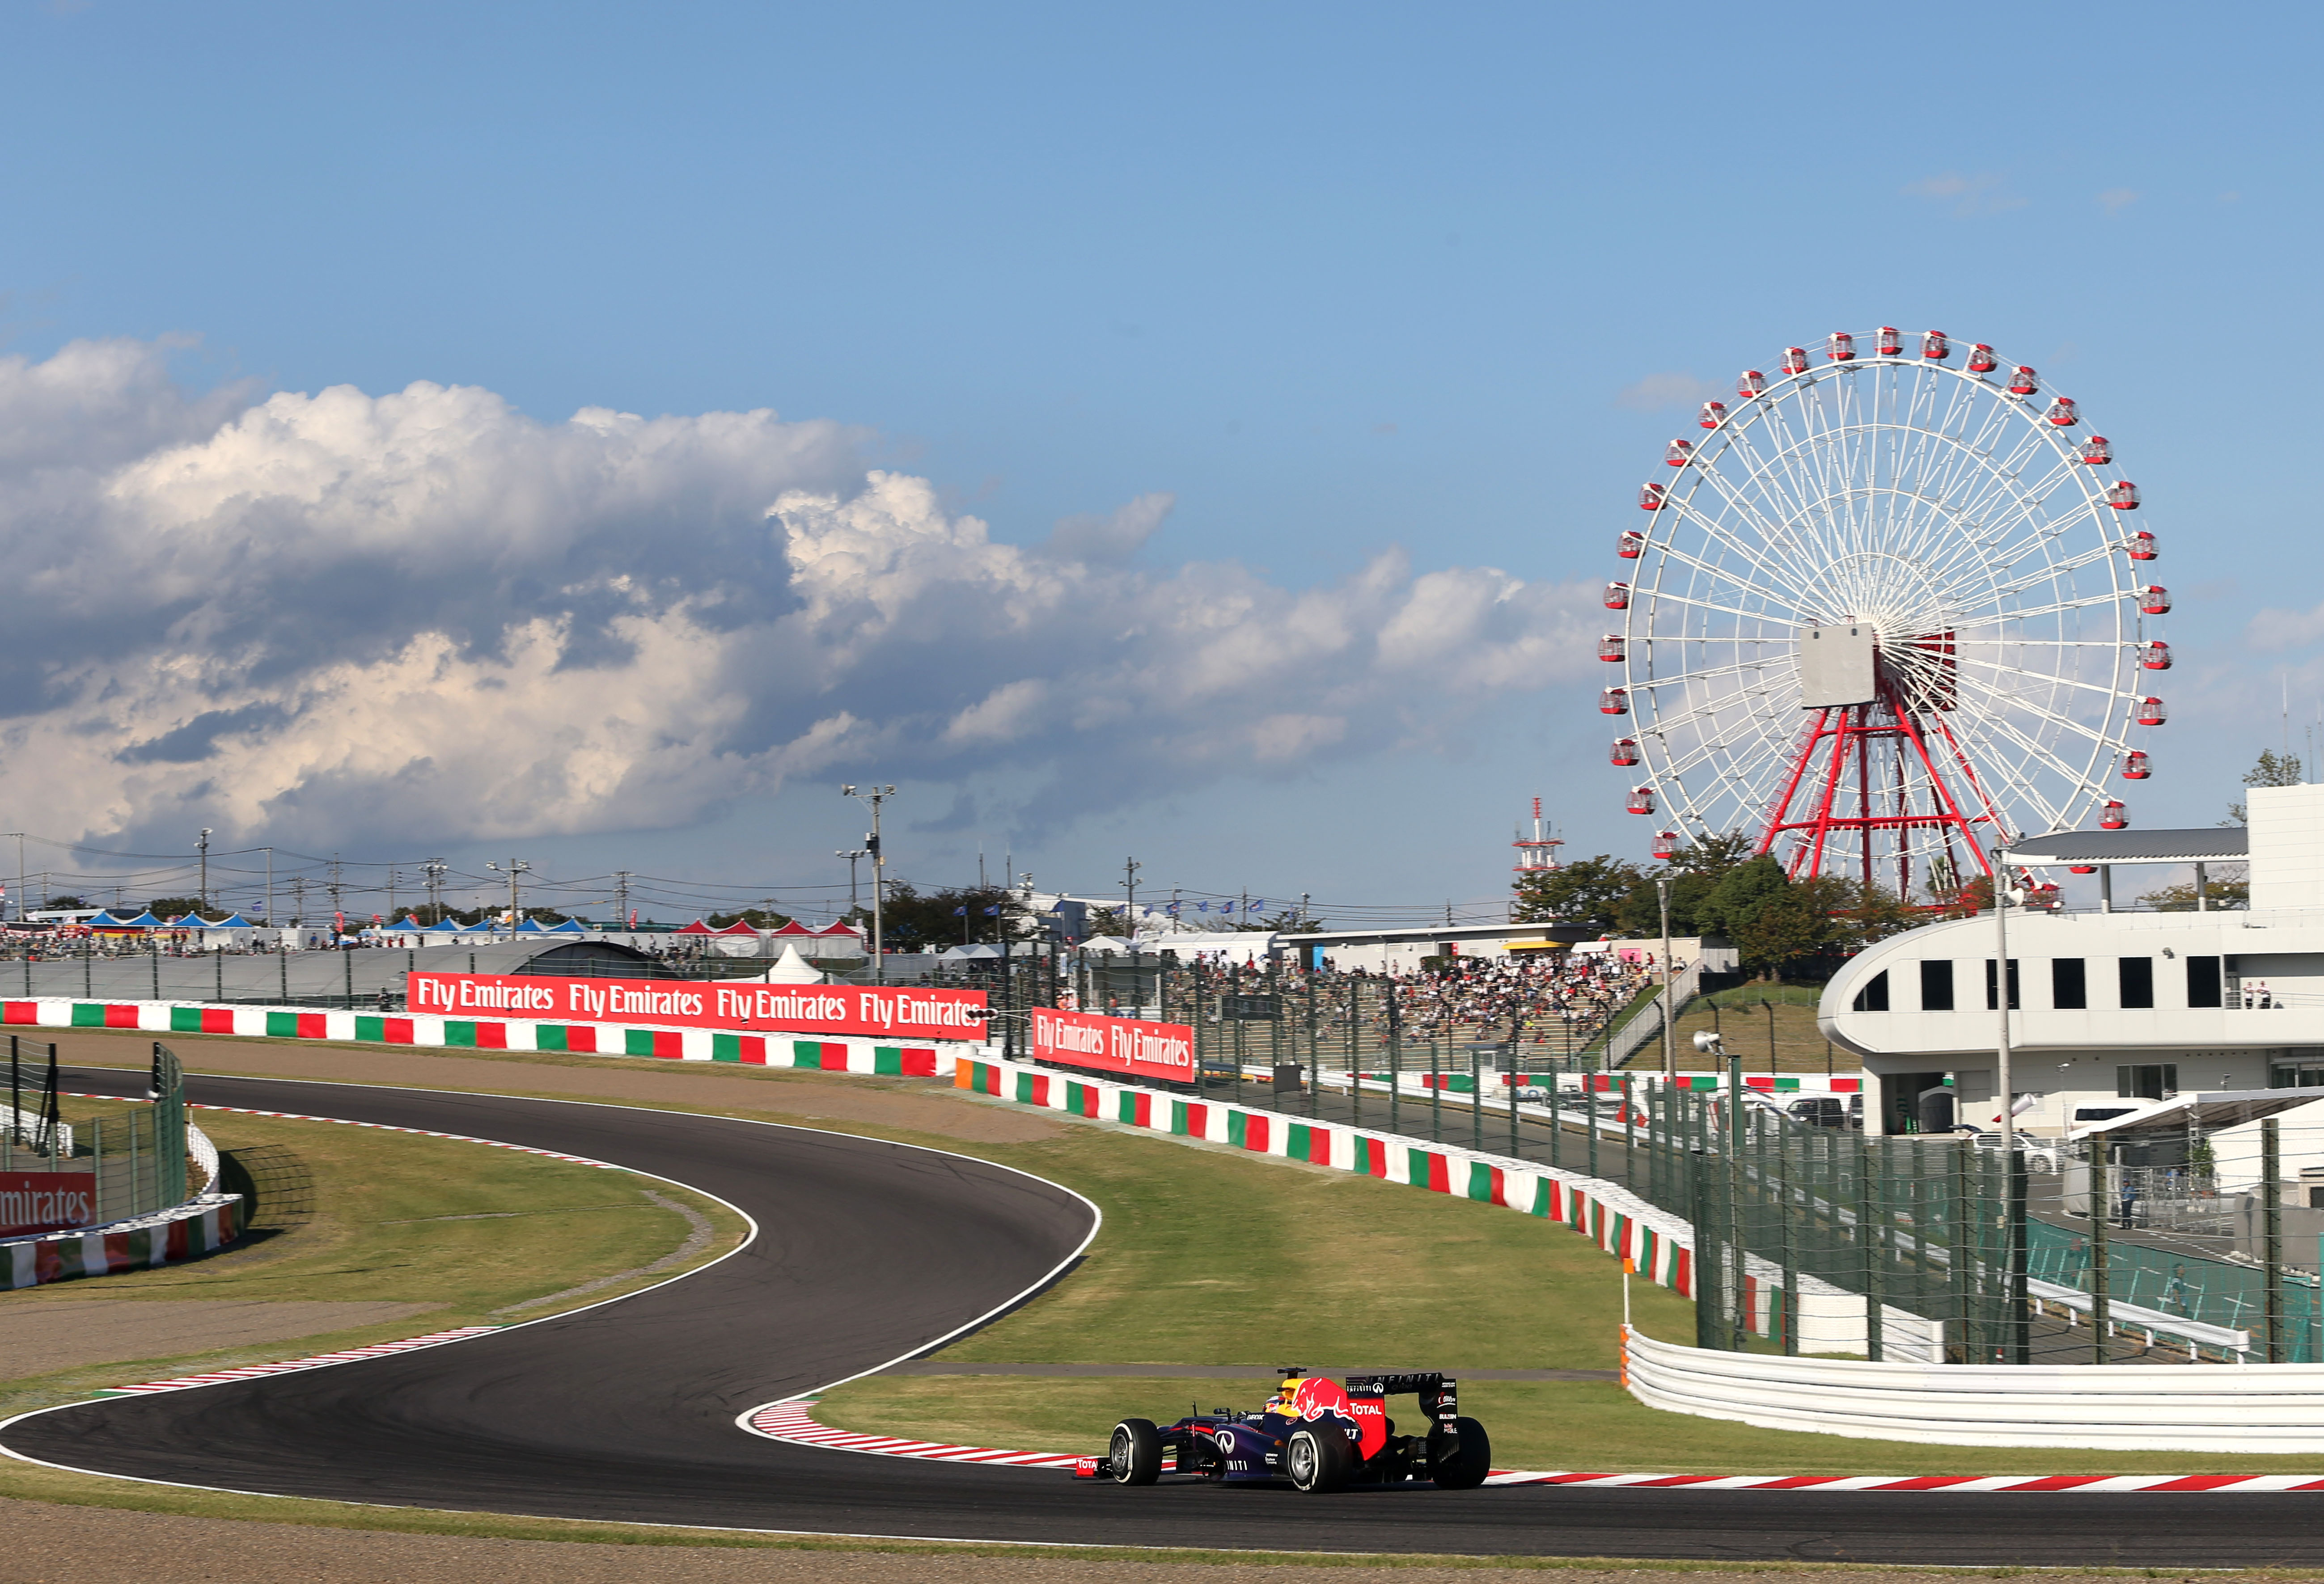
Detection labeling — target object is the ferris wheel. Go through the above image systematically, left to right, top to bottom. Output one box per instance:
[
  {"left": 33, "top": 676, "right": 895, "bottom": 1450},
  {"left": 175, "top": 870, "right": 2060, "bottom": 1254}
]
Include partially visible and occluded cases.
[{"left": 1600, "top": 328, "right": 2167, "bottom": 899}]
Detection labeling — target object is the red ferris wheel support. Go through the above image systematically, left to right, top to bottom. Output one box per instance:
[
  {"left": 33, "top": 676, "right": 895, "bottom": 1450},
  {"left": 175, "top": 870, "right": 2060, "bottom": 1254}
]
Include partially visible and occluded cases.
[{"left": 1754, "top": 675, "right": 2013, "bottom": 895}]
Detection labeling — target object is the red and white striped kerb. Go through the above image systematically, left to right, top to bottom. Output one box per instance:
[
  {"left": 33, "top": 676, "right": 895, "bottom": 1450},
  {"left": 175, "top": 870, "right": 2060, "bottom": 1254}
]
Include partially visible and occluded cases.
[
  {"left": 101, "top": 1325, "right": 503, "bottom": 1395},
  {"left": 746, "top": 1399, "right": 1083, "bottom": 1469}
]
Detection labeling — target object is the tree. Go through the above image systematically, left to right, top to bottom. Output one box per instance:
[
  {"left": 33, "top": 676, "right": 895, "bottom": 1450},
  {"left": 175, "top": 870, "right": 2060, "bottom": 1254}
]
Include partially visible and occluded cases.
[
  {"left": 2228, "top": 748, "right": 2303, "bottom": 824},
  {"left": 1511, "top": 855, "right": 1644, "bottom": 932},
  {"left": 2138, "top": 875, "right": 2250, "bottom": 912},
  {"left": 873, "top": 881, "right": 1027, "bottom": 950},
  {"left": 40, "top": 896, "right": 85, "bottom": 911},
  {"left": 145, "top": 896, "right": 205, "bottom": 920},
  {"left": 707, "top": 908, "right": 792, "bottom": 929}
]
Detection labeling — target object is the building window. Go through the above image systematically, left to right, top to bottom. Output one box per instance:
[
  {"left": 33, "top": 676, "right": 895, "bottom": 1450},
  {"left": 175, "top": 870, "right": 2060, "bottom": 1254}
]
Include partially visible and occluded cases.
[
  {"left": 2186, "top": 955, "right": 2223, "bottom": 1009},
  {"left": 1984, "top": 957, "right": 2021, "bottom": 1010},
  {"left": 2119, "top": 957, "right": 2154, "bottom": 1010},
  {"left": 2052, "top": 958, "right": 2087, "bottom": 1010},
  {"left": 1920, "top": 959, "right": 1954, "bottom": 1012},
  {"left": 1850, "top": 970, "right": 1889, "bottom": 1012},
  {"left": 2117, "top": 1063, "right": 2177, "bottom": 1100}
]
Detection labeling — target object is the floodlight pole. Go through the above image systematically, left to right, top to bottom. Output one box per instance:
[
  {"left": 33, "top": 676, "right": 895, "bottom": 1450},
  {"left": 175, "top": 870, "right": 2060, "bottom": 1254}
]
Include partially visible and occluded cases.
[
  {"left": 844, "top": 786, "right": 897, "bottom": 983},
  {"left": 197, "top": 829, "right": 211, "bottom": 915},
  {"left": 486, "top": 860, "right": 530, "bottom": 930}
]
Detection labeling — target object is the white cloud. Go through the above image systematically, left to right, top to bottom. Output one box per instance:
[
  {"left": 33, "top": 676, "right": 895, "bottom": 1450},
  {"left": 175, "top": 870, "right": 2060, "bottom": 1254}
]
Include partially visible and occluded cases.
[
  {"left": 1901, "top": 171, "right": 2026, "bottom": 217},
  {"left": 2097, "top": 187, "right": 2141, "bottom": 214},
  {"left": 0, "top": 338, "right": 1602, "bottom": 849},
  {"left": 1614, "top": 372, "right": 1721, "bottom": 412},
  {"left": 2248, "top": 602, "right": 2324, "bottom": 653}
]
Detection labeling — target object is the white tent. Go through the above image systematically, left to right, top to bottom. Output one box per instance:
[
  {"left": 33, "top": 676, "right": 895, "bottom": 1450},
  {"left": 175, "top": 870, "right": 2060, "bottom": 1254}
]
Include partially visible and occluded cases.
[{"left": 748, "top": 943, "right": 826, "bottom": 984}]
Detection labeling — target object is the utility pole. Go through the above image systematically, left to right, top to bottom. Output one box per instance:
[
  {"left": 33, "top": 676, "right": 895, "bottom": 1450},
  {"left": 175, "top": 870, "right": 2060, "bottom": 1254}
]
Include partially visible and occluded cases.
[
  {"left": 842, "top": 786, "right": 896, "bottom": 983},
  {"left": 197, "top": 828, "right": 212, "bottom": 914},
  {"left": 265, "top": 848, "right": 273, "bottom": 926},
  {"left": 836, "top": 849, "right": 867, "bottom": 919},
  {"left": 326, "top": 854, "right": 343, "bottom": 919},
  {"left": 1123, "top": 856, "right": 1141, "bottom": 938},
  {"left": 1994, "top": 857, "right": 2016, "bottom": 1158},
  {"left": 423, "top": 860, "right": 448, "bottom": 923},
  {"left": 485, "top": 860, "right": 531, "bottom": 929},
  {"left": 387, "top": 866, "right": 398, "bottom": 924},
  {"left": 614, "top": 870, "right": 631, "bottom": 930},
  {"left": 291, "top": 876, "right": 305, "bottom": 928}
]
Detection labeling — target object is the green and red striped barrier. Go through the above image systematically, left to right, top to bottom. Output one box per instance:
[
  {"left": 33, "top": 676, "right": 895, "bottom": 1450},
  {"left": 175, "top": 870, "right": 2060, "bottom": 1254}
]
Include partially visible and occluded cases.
[
  {"left": 2, "top": 997, "right": 947, "bottom": 1077},
  {"left": 2, "top": 1193, "right": 245, "bottom": 1290}
]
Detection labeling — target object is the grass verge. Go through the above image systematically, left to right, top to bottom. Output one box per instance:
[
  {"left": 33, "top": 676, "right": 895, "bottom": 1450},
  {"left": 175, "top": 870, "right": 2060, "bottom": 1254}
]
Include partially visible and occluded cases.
[{"left": 0, "top": 1100, "right": 744, "bottom": 1431}]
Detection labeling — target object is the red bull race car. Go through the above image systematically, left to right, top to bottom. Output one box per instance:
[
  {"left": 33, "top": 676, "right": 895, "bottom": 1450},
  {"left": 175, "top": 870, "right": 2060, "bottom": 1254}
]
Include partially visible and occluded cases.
[{"left": 1074, "top": 1369, "right": 1490, "bottom": 1493}]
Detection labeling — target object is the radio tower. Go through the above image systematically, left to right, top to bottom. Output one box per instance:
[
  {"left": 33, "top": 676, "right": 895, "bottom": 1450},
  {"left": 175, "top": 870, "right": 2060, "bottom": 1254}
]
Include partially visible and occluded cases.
[{"left": 1512, "top": 797, "right": 1562, "bottom": 875}]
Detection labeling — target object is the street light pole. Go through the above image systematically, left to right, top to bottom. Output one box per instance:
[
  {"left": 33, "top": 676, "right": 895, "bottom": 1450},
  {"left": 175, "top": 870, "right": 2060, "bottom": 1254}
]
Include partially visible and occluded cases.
[
  {"left": 843, "top": 786, "right": 897, "bottom": 983},
  {"left": 197, "top": 828, "right": 212, "bottom": 915},
  {"left": 836, "top": 849, "right": 867, "bottom": 918},
  {"left": 1994, "top": 857, "right": 2016, "bottom": 1159},
  {"left": 1657, "top": 876, "right": 1675, "bottom": 1079}
]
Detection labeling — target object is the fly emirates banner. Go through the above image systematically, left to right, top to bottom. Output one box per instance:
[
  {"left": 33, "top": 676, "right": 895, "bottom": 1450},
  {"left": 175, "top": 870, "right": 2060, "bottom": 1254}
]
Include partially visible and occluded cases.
[
  {"left": 406, "top": 972, "right": 989, "bottom": 1040},
  {"left": 1029, "top": 1006, "right": 1196, "bottom": 1085}
]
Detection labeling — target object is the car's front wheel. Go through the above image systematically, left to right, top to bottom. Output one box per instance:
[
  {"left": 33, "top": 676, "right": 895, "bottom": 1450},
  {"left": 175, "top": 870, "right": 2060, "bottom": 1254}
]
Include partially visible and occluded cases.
[{"left": 1109, "top": 1418, "right": 1162, "bottom": 1485}]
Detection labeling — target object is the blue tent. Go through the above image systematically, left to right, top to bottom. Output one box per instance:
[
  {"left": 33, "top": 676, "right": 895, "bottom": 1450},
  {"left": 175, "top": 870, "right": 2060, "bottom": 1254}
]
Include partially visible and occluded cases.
[
  {"left": 83, "top": 910, "right": 128, "bottom": 929},
  {"left": 107, "top": 911, "right": 165, "bottom": 929},
  {"left": 204, "top": 913, "right": 254, "bottom": 929},
  {"left": 385, "top": 916, "right": 425, "bottom": 931},
  {"left": 424, "top": 917, "right": 467, "bottom": 934},
  {"left": 514, "top": 917, "right": 548, "bottom": 933},
  {"left": 542, "top": 918, "right": 584, "bottom": 934}
]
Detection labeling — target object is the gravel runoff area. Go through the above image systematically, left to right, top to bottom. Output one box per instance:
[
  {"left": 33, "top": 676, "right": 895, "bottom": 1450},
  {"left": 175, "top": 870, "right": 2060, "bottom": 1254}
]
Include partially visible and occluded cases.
[{"left": 0, "top": 1497, "right": 2185, "bottom": 1583}]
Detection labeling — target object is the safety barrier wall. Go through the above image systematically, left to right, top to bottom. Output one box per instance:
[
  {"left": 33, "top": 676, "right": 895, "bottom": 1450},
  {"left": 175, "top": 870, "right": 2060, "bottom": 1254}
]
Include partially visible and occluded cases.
[
  {"left": 4, "top": 996, "right": 946, "bottom": 1076},
  {"left": 0, "top": 1191, "right": 245, "bottom": 1290},
  {"left": 1622, "top": 1324, "right": 2324, "bottom": 1452}
]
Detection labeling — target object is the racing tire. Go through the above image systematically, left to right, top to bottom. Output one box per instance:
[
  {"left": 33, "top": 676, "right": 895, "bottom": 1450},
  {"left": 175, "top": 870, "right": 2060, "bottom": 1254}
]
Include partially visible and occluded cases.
[
  {"left": 1426, "top": 1416, "right": 1491, "bottom": 1490},
  {"left": 1109, "top": 1419, "right": 1163, "bottom": 1485},
  {"left": 1286, "top": 1422, "right": 1355, "bottom": 1494}
]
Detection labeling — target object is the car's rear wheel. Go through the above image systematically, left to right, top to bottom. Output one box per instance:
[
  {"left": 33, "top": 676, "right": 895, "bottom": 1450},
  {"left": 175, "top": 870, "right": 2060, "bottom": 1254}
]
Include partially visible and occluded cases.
[
  {"left": 1427, "top": 1416, "right": 1491, "bottom": 1490},
  {"left": 1109, "top": 1419, "right": 1162, "bottom": 1485},
  {"left": 1286, "top": 1421, "right": 1355, "bottom": 1493}
]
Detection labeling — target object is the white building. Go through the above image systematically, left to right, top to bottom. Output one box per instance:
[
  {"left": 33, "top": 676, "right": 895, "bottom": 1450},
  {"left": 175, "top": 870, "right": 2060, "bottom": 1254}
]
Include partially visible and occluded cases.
[{"left": 1821, "top": 783, "right": 2324, "bottom": 1140}]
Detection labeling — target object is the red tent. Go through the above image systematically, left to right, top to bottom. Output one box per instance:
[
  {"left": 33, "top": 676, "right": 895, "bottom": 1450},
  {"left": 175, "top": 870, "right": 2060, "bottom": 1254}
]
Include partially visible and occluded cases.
[
  {"left": 674, "top": 919, "right": 715, "bottom": 936},
  {"left": 712, "top": 920, "right": 761, "bottom": 937},
  {"left": 769, "top": 920, "right": 817, "bottom": 937},
  {"left": 815, "top": 921, "right": 864, "bottom": 938}
]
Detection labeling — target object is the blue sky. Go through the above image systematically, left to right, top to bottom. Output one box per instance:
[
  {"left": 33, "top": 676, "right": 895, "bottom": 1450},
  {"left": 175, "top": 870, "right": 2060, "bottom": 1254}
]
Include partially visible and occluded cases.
[{"left": 0, "top": 2, "right": 2313, "bottom": 921}]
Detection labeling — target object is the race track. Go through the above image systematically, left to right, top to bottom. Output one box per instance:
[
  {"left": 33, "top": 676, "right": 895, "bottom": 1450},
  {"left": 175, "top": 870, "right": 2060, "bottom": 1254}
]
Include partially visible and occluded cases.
[{"left": 9, "top": 1066, "right": 2324, "bottom": 1564}]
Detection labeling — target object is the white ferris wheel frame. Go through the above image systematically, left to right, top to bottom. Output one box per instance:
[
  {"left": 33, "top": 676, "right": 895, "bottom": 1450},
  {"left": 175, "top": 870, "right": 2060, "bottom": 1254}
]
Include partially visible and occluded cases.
[{"left": 1618, "top": 341, "right": 2155, "bottom": 887}]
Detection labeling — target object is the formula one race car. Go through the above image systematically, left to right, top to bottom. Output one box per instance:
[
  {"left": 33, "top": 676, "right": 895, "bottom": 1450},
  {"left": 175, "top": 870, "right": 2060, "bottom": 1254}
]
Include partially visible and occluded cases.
[{"left": 1073, "top": 1369, "right": 1490, "bottom": 1493}]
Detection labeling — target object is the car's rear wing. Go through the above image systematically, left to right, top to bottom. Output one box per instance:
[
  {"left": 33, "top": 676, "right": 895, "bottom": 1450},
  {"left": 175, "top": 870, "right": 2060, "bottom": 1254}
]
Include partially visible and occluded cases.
[{"left": 1342, "top": 1372, "right": 1458, "bottom": 1443}]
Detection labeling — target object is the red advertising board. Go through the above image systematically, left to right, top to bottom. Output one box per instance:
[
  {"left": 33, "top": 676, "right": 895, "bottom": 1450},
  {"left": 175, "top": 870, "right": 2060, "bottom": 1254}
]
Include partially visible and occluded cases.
[
  {"left": 406, "top": 972, "right": 987, "bottom": 1041},
  {"left": 1029, "top": 1006, "right": 1195, "bottom": 1085},
  {"left": 0, "top": 1171, "right": 98, "bottom": 1235}
]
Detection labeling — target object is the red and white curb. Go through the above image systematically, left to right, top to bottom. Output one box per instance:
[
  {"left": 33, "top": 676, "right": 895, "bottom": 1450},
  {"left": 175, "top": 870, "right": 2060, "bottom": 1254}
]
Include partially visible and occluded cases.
[
  {"left": 95, "top": 1325, "right": 504, "bottom": 1396},
  {"left": 746, "top": 1398, "right": 2324, "bottom": 1492},
  {"left": 745, "top": 1399, "right": 1084, "bottom": 1468}
]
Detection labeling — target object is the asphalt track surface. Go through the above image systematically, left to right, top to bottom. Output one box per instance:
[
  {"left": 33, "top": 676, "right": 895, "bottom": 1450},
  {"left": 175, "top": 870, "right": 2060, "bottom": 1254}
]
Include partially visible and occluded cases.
[{"left": 8, "top": 1067, "right": 2324, "bottom": 1564}]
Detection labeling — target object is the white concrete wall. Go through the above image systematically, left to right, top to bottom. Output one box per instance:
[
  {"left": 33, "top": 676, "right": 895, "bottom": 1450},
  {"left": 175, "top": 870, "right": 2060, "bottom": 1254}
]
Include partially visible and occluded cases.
[{"left": 2250, "top": 783, "right": 2324, "bottom": 912}]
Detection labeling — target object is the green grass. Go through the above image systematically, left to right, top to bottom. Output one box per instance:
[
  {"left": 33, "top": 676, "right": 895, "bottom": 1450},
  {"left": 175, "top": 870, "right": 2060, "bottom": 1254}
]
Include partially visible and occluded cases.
[{"left": 0, "top": 1102, "right": 745, "bottom": 1429}]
